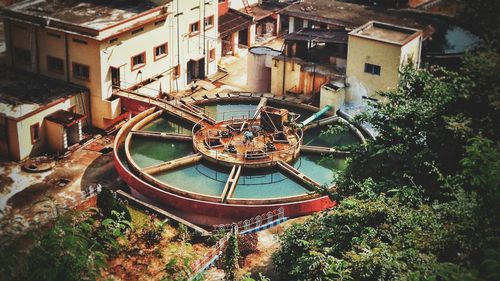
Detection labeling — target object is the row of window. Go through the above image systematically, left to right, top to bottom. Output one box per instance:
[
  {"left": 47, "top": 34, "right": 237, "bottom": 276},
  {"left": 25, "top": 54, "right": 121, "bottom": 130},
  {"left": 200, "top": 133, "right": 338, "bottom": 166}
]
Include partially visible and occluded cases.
[
  {"left": 189, "top": 15, "right": 214, "bottom": 35},
  {"left": 130, "top": 42, "right": 168, "bottom": 71},
  {"left": 14, "top": 47, "right": 90, "bottom": 80}
]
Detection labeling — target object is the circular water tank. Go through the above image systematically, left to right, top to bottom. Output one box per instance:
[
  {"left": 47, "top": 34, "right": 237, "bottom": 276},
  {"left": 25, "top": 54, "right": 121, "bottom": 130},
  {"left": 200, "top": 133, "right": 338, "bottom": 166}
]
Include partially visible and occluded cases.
[{"left": 247, "top": 46, "right": 282, "bottom": 93}]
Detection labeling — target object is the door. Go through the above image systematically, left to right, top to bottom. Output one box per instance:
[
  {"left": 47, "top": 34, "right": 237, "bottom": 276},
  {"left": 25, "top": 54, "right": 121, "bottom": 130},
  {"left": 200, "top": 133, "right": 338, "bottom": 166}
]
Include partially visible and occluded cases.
[
  {"left": 187, "top": 58, "right": 205, "bottom": 83},
  {"left": 111, "top": 67, "right": 120, "bottom": 88}
]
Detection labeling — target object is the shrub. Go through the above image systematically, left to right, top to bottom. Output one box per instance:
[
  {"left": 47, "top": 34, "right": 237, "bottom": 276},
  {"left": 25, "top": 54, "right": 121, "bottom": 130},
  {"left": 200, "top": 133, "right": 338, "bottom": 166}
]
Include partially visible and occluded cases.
[{"left": 97, "top": 188, "right": 131, "bottom": 221}]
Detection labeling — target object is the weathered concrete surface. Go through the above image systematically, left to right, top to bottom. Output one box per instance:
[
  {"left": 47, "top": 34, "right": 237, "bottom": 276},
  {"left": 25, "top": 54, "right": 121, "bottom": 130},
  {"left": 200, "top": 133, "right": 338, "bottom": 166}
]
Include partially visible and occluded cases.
[{"left": 0, "top": 135, "right": 123, "bottom": 236}]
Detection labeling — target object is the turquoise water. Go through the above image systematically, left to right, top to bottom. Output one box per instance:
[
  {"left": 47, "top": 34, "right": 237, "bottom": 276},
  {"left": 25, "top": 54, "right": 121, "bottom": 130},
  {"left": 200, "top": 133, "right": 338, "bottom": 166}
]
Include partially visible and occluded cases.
[
  {"left": 124, "top": 101, "right": 357, "bottom": 199},
  {"left": 201, "top": 103, "right": 258, "bottom": 121},
  {"left": 140, "top": 116, "right": 192, "bottom": 135},
  {"left": 303, "top": 127, "right": 358, "bottom": 147},
  {"left": 129, "top": 137, "right": 193, "bottom": 168},
  {"left": 294, "top": 154, "right": 346, "bottom": 186},
  {"left": 153, "top": 162, "right": 229, "bottom": 197},
  {"left": 232, "top": 168, "right": 310, "bottom": 199}
]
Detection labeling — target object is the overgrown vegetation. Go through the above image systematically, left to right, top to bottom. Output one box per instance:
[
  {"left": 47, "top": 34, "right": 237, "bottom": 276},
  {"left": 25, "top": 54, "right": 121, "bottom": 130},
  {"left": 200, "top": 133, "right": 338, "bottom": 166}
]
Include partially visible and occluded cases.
[{"left": 273, "top": 3, "right": 500, "bottom": 280}]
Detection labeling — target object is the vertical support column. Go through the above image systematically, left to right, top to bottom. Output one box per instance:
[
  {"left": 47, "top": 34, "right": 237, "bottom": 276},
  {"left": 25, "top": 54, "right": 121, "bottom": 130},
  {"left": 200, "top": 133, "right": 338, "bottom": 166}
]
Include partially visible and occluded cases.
[
  {"left": 275, "top": 14, "right": 281, "bottom": 35},
  {"left": 289, "top": 16, "right": 295, "bottom": 33},
  {"left": 303, "top": 19, "right": 308, "bottom": 28},
  {"left": 248, "top": 24, "right": 256, "bottom": 47},
  {"left": 232, "top": 32, "right": 239, "bottom": 56}
]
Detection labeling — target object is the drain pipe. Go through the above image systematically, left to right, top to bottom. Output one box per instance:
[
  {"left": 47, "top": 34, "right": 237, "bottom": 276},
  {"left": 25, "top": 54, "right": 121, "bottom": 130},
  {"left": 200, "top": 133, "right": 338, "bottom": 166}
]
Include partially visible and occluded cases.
[{"left": 337, "top": 109, "right": 375, "bottom": 141}]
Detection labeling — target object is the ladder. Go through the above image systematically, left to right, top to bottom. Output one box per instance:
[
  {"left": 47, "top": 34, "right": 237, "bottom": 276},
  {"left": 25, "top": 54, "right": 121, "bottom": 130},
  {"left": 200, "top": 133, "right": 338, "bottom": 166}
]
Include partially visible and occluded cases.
[{"left": 242, "top": 0, "right": 252, "bottom": 14}]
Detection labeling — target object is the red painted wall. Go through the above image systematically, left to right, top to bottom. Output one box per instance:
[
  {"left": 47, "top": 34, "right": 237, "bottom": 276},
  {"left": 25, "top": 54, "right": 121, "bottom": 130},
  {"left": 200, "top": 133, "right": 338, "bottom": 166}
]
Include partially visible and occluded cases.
[
  {"left": 219, "top": 0, "right": 229, "bottom": 16},
  {"left": 114, "top": 152, "right": 336, "bottom": 226}
]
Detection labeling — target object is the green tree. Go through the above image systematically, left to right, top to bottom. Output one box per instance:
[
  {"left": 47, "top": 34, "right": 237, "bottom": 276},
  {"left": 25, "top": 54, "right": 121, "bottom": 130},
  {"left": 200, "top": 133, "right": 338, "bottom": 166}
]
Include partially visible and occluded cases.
[{"left": 224, "top": 232, "right": 240, "bottom": 281}]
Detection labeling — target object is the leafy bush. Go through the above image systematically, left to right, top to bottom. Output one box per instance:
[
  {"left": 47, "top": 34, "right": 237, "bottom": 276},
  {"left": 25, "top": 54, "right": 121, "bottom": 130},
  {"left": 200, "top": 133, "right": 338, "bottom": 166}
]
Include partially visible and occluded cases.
[
  {"left": 97, "top": 188, "right": 131, "bottom": 221},
  {"left": 140, "top": 214, "right": 165, "bottom": 247}
]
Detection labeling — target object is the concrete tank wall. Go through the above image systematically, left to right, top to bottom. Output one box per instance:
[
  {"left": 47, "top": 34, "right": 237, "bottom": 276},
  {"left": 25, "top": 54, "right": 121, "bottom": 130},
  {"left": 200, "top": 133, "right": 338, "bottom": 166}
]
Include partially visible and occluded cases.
[{"left": 247, "top": 47, "right": 281, "bottom": 93}]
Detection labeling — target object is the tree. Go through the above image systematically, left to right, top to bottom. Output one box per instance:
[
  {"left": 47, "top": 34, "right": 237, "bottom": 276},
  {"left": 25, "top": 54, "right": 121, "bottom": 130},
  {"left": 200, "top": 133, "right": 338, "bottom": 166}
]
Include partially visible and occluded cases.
[{"left": 224, "top": 232, "right": 240, "bottom": 281}]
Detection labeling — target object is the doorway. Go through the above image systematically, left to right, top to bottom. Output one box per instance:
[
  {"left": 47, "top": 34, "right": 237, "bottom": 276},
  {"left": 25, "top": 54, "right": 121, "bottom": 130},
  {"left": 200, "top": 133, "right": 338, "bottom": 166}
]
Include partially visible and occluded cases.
[
  {"left": 238, "top": 28, "right": 249, "bottom": 47},
  {"left": 187, "top": 58, "right": 205, "bottom": 84},
  {"left": 111, "top": 67, "right": 120, "bottom": 88}
]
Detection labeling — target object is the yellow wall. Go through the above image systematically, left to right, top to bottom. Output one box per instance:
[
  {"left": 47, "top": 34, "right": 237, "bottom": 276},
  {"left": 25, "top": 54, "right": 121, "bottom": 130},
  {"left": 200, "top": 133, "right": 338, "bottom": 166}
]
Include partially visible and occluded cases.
[
  {"left": 346, "top": 34, "right": 421, "bottom": 98},
  {"left": 346, "top": 36, "right": 401, "bottom": 97},
  {"left": 271, "top": 58, "right": 302, "bottom": 96},
  {"left": 8, "top": 96, "right": 83, "bottom": 161}
]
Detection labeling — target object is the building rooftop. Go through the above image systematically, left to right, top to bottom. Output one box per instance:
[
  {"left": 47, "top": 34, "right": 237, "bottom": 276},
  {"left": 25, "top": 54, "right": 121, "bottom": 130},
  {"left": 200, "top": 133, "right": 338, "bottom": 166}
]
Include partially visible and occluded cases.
[
  {"left": 5, "top": 0, "right": 163, "bottom": 30},
  {"left": 280, "top": 0, "right": 438, "bottom": 38},
  {"left": 219, "top": 8, "right": 253, "bottom": 37},
  {"left": 350, "top": 21, "right": 421, "bottom": 45},
  {"left": 285, "top": 28, "right": 348, "bottom": 44},
  {"left": 0, "top": 67, "right": 87, "bottom": 119},
  {"left": 45, "top": 110, "right": 86, "bottom": 127}
]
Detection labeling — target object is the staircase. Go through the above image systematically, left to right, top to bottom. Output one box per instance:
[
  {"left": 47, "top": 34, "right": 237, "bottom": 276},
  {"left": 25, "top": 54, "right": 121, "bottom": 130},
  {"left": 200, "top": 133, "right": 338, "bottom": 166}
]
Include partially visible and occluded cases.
[{"left": 242, "top": 0, "right": 253, "bottom": 14}]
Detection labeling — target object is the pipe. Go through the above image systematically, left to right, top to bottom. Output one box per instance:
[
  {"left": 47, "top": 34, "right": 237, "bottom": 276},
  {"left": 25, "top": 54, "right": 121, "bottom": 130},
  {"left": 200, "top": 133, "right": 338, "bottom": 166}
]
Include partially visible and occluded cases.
[{"left": 300, "top": 105, "right": 332, "bottom": 127}]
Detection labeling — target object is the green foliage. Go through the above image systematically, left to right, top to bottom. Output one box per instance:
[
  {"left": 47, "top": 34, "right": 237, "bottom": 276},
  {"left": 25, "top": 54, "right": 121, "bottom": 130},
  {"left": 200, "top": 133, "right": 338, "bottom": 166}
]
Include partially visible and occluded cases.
[
  {"left": 274, "top": 46, "right": 500, "bottom": 280},
  {"left": 97, "top": 187, "right": 131, "bottom": 221},
  {"left": 273, "top": 194, "right": 481, "bottom": 280},
  {"left": 0, "top": 210, "right": 133, "bottom": 281},
  {"left": 139, "top": 214, "right": 165, "bottom": 247},
  {"left": 177, "top": 223, "right": 191, "bottom": 242},
  {"left": 224, "top": 233, "right": 240, "bottom": 281},
  {"left": 162, "top": 257, "right": 192, "bottom": 281}
]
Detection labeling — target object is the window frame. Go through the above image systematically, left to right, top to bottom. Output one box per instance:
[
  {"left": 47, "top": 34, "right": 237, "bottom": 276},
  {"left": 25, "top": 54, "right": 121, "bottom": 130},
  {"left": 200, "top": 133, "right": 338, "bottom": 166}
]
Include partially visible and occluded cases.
[
  {"left": 204, "top": 15, "right": 214, "bottom": 30},
  {"left": 189, "top": 21, "right": 201, "bottom": 36},
  {"left": 154, "top": 42, "right": 168, "bottom": 61},
  {"left": 209, "top": 48, "right": 216, "bottom": 62},
  {"left": 131, "top": 52, "right": 146, "bottom": 72},
  {"left": 47, "top": 56, "right": 65, "bottom": 74},
  {"left": 72, "top": 62, "right": 90, "bottom": 81},
  {"left": 364, "top": 63, "right": 381, "bottom": 76},
  {"left": 173, "top": 64, "right": 180, "bottom": 79},
  {"left": 30, "top": 123, "right": 40, "bottom": 144}
]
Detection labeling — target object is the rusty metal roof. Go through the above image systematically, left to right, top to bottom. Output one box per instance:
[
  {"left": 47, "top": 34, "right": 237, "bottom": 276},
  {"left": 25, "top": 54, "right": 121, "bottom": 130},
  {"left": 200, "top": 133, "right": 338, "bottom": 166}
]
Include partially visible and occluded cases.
[{"left": 219, "top": 9, "right": 253, "bottom": 37}]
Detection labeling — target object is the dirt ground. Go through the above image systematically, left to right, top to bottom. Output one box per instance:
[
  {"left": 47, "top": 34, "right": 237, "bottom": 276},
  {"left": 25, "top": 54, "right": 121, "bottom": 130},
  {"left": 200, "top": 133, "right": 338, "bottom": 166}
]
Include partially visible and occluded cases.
[{"left": 0, "top": 135, "right": 124, "bottom": 236}]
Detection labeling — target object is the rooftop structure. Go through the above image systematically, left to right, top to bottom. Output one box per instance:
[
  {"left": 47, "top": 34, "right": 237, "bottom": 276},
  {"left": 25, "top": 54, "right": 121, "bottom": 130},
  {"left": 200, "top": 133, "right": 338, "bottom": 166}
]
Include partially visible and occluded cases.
[
  {"left": 3, "top": 0, "right": 171, "bottom": 38},
  {"left": 280, "top": 0, "right": 434, "bottom": 37},
  {"left": 349, "top": 21, "right": 422, "bottom": 45},
  {"left": 0, "top": 67, "right": 87, "bottom": 119}
]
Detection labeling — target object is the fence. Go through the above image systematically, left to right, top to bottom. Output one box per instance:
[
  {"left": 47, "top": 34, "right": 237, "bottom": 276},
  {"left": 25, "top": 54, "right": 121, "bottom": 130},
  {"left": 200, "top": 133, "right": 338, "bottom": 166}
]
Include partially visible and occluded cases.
[
  {"left": 212, "top": 207, "right": 285, "bottom": 234},
  {"left": 189, "top": 208, "right": 287, "bottom": 280}
]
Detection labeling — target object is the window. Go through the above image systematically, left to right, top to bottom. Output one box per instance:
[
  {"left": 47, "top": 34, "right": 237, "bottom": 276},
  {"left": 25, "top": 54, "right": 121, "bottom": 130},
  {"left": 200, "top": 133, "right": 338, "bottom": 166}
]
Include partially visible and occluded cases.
[
  {"left": 205, "top": 15, "right": 214, "bottom": 29},
  {"left": 155, "top": 19, "right": 166, "bottom": 26},
  {"left": 189, "top": 21, "right": 200, "bottom": 35},
  {"left": 132, "top": 27, "right": 144, "bottom": 35},
  {"left": 47, "top": 32, "right": 61, "bottom": 39},
  {"left": 72, "top": 38, "right": 88, "bottom": 45},
  {"left": 109, "top": 38, "right": 118, "bottom": 44},
  {"left": 154, "top": 43, "right": 168, "bottom": 61},
  {"left": 14, "top": 48, "right": 31, "bottom": 65},
  {"left": 209, "top": 48, "right": 216, "bottom": 62},
  {"left": 131, "top": 52, "right": 146, "bottom": 71},
  {"left": 47, "top": 56, "right": 64, "bottom": 73},
  {"left": 73, "top": 63, "right": 90, "bottom": 80},
  {"left": 364, "top": 63, "right": 381, "bottom": 75},
  {"left": 173, "top": 64, "right": 180, "bottom": 79},
  {"left": 30, "top": 123, "right": 40, "bottom": 144}
]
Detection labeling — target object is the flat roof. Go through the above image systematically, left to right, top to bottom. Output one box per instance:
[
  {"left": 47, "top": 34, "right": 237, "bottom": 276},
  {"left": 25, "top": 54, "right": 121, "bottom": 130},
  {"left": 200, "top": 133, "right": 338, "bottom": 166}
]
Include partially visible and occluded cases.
[
  {"left": 5, "top": 0, "right": 162, "bottom": 30},
  {"left": 280, "top": 0, "right": 437, "bottom": 38},
  {"left": 350, "top": 21, "right": 421, "bottom": 45},
  {"left": 285, "top": 28, "right": 348, "bottom": 44},
  {"left": 0, "top": 67, "right": 87, "bottom": 119},
  {"left": 45, "top": 110, "right": 85, "bottom": 127}
]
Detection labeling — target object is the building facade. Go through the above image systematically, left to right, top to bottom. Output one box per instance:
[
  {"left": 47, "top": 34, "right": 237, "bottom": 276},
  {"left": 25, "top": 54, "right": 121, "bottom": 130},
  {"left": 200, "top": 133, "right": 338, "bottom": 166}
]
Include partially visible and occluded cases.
[{"left": 2, "top": 0, "right": 219, "bottom": 131}]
